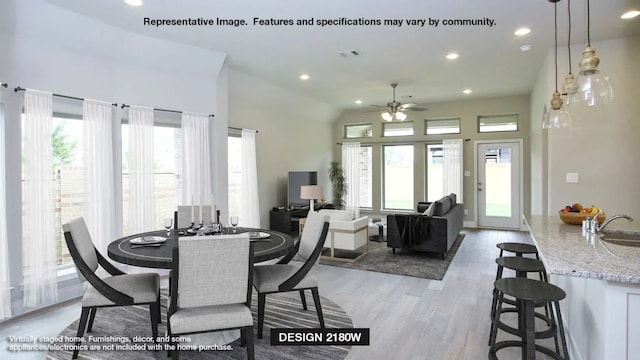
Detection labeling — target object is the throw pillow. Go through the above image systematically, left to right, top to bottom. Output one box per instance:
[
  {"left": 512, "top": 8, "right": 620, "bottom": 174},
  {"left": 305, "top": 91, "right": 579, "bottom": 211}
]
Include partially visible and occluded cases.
[
  {"left": 449, "top": 193, "right": 457, "bottom": 208},
  {"left": 423, "top": 202, "right": 436, "bottom": 216}
]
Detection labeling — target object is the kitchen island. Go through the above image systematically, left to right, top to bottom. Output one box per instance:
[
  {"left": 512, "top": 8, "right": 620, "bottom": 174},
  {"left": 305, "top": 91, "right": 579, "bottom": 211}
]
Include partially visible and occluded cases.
[{"left": 524, "top": 215, "right": 640, "bottom": 360}]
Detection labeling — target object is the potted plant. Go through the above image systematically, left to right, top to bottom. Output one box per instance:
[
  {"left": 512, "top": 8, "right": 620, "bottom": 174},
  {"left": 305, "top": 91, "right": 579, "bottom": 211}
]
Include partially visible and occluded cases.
[{"left": 328, "top": 161, "right": 347, "bottom": 210}]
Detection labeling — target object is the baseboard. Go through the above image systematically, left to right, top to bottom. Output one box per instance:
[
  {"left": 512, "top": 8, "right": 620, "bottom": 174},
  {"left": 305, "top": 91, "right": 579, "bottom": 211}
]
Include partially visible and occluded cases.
[{"left": 463, "top": 220, "right": 476, "bottom": 228}]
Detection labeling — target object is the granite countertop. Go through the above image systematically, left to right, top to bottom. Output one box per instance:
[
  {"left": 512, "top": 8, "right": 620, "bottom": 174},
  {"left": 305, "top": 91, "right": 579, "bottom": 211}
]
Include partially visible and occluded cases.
[{"left": 524, "top": 215, "right": 640, "bottom": 284}]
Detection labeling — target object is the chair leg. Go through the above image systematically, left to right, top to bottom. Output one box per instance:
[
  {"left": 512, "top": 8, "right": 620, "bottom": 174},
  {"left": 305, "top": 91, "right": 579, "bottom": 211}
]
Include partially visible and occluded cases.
[
  {"left": 311, "top": 287, "right": 325, "bottom": 328},
  {"left": 299, "top": 289, "right": 308, "bottom": 310},
  {"left": 258, "top": 293, "right": 266, "bottom": 339},
  {"left": 149, "top": 302, "right": 159, "bottom": 344},
  {"left": 73, "top": 307, "right": 90, "bottom": 359},
  {"left": 86, "top": 307, "right": 97, "bottom": 332},
  {"left": 244, "top": 326, "right": 255, "bottom": 360},
  {"left": 240, "top": 327, "right": 247, "bottom": 347}
]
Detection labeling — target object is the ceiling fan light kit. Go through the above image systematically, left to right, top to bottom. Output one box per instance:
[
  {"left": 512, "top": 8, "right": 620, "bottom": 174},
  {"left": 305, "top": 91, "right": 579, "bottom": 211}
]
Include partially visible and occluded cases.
[{"left": 373, "top": 83, "right": 425, "bottom": 122}]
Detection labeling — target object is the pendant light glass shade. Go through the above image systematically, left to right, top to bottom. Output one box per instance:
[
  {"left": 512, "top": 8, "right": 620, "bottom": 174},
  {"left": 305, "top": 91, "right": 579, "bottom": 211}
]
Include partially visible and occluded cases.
[
  {"left": 574, "top": 47, "right": 614, "bottom": 106},
  {"left": 543, "top": 91, "right": 572, "bottom": 128}
]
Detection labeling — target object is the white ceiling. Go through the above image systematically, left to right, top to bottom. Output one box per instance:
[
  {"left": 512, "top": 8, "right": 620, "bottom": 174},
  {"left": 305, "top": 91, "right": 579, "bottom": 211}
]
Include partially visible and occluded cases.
[{"left": 43, "top": 0, "right": 640, "bottom": 110}]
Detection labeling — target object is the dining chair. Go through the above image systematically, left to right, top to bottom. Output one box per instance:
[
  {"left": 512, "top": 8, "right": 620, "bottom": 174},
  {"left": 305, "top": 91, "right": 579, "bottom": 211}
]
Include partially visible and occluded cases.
[
  {"left": 176, "top": 205, "right": 213, "bottom": 228},
  {"left": 252, "top": 210, "right": 330, "bottom": 339},
  {"left": 62, "top": 217, "right": 160, "bottom": 359},
  {"left": 167, "top": 234, "right": 254, "bottom": 360}
]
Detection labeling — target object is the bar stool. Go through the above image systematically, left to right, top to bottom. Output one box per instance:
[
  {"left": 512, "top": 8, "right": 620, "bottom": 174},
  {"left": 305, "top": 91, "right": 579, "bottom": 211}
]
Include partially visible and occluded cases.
[
  {"left": 496, "top": 242, "right": 539, "bottom": 259},
  {"left": 490, "top": 257, "right": 552, "bottom": 341},
  {"left": 489, "top": 278, "right": 569, "bottom": 360}
]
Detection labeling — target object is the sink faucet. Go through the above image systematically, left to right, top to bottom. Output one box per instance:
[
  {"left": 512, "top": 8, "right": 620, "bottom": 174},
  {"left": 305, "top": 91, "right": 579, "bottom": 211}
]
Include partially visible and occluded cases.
[{"left": 592, "top": 213, "right": 634, "bottom": 233}]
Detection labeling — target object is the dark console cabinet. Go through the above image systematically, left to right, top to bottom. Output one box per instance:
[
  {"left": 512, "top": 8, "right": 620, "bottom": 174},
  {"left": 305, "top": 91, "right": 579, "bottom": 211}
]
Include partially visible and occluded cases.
[{"left": 270, "top": 210, "right": 302, "bottom": 235}]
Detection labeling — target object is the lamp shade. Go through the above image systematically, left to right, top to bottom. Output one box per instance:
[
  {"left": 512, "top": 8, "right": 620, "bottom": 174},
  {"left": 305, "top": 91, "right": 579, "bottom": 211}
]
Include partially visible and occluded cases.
[{"left": 300, "top": 185, "right": 324, "bottom": 200}]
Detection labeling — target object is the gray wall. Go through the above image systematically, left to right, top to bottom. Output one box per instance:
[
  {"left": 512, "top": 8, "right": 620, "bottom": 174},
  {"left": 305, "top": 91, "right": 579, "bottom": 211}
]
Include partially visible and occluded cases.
[
  {"left": 531, "top": 35, "right": 640, "bottom": 218},
  {"left": 228, "top": 70, "right": 340, "bottom": 229},
  {"left": 332, "top": 94, "right": 531, "bottom": 225}
]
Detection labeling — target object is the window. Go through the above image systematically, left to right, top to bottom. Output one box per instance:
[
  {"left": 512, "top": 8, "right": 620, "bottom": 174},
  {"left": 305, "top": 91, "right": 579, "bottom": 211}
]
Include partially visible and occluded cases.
[
  {"left": 21, "top": 113, "right": 83, "bottom": 266},
  {"left": 478, "top": 114, "right": 518, "bottom": 132},
  {"left": 425, "top": 117, "right": 460, "bottom": 135},
  {"left": 121, "top": 121, "right": 181, "bottom": 234},
  {"left": 383, "top": 122, "right": 413, "bottom": 137},
  {"left": 344, "top": 124, "right": 372, "bottom": 138},
  {"left": 228, "top": 135, "right": 242, "bottom": 218},
  {"left": 425, "top": 144, "right": 444, "bottom": 202},
  {"left": 383, "top": 145, "right": 413, "bottom": 210},
  {"left": 359, "top": 146, "right": 372, "bottom": 208}
]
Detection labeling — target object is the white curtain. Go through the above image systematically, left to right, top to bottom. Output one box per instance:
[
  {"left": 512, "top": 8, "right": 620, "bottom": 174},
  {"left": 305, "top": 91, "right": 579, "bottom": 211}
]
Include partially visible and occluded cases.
[
  {"left": 22, "top": 89, "right": 58, "bottom": 307},
  {"left": 0, "top": 98, "right": 12, "bottom": 319},
  {"left": 83, "top": 100, "right": 115, "bottom": 256},
  {"left": 128, "top": 106, "right": 155, "bottom": 233},
  {"left": 181, "top": 112, "right": 211, "bottom": 213},
  {"left": 241, "top": 129, "right": 260, "bottom": 227},
  {"left": 443, "top": 139, "right": 463, "bottom": 203},
  {"left": 342, "top": 142, "right": 361, "bottom": 218}
]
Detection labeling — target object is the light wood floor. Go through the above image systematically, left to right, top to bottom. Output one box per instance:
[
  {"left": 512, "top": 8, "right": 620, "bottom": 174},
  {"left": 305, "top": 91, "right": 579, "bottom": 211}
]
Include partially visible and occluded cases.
[{"left": 0, "top": 229, "right": 561, "bottom": 360}]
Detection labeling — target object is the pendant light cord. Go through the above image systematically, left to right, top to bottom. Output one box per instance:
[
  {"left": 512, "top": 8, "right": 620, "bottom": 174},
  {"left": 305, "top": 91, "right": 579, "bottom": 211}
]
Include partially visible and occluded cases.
[
  {"left": 567, "top": 0, "right": 572, "bottom": 74},
  {"left": 586, "top": 0, "right": 591, "bottom": 46},
  {"left": 554, "top": 2, "right": 558, "bottom": 92}
]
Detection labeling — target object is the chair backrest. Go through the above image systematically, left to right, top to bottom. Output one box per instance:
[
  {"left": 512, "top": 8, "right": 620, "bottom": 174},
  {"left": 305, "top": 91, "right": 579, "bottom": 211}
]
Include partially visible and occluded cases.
[
  {"left": 177, "top": 205, "right": 213, "bottom": 228},
  {"left": 297, "top": 211, "right": 330, "bottom": 264},
  {"left": 62, "top": 217, "right": 98, "bottom": 282},
  {"left": 177, "top": 234, "right": 250, "bottom": 308}
]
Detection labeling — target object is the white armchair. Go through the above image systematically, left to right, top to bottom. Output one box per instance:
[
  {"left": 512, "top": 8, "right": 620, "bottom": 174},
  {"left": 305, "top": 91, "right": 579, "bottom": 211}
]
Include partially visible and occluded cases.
[{"left": 318, "top": 210, "right": 370, "bottom": 262}]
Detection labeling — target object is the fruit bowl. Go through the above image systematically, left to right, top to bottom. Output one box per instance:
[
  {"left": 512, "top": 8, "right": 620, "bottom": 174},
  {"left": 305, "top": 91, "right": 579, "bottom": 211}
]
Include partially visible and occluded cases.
[{"left": 558, "top": 210, "right": 606, "bottom": 225}]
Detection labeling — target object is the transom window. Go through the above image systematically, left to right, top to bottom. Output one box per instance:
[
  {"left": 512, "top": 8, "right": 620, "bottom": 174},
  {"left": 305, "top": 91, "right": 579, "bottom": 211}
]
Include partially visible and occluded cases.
[{"left": 478, "top": 114, "right": 518, "bottom": 132}]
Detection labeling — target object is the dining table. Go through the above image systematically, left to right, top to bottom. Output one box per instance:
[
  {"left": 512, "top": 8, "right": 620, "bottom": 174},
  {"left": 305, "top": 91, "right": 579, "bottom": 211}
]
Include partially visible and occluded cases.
[{"left": 107, "top": 227, "right": 295, "bottom": 269}]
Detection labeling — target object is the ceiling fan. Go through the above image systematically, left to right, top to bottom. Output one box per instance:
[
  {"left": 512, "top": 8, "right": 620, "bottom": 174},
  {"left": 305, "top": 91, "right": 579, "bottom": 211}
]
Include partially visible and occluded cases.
[{"left": 367, "top": 83, "right": 428, "bottom": 121}]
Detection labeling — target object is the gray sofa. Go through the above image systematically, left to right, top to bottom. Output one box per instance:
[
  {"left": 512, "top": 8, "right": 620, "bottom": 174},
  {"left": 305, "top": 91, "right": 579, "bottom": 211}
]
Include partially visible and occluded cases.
[{"left": 386, "top": 193, "right": 464, "bottom": 259}]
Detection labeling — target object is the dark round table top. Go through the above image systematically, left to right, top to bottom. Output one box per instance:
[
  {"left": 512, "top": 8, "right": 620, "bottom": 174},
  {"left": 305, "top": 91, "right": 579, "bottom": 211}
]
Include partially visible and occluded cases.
[
  {"left": 107, "top": 228, "right": 294, "bottom": 269},
  {"left": 496, "top": 242, "right": 538, "bottom": 255},
  {"left": 495, "top": 256, "right": 545, "bottom": 273}
]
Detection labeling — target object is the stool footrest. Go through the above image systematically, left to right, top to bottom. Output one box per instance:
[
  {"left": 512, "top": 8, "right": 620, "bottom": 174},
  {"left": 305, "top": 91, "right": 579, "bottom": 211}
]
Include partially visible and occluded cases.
[{"left": 489, "top": 340, "right": 567, "bottom": 360}]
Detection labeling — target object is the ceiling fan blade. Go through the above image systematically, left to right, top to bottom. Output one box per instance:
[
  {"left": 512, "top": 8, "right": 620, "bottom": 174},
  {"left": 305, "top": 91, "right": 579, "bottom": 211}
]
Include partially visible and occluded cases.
[
  {"left": 398, "top": 103, "right": 417, "bottom": 109},
  {"left": 368, "top": 104, "right": 387, "bottom": 108},
  {"left": 407, "top": 107, "right": 428, "bottom": 111},
  {"left": 363, "top": 109, "right": 384, "bottom": 113}
]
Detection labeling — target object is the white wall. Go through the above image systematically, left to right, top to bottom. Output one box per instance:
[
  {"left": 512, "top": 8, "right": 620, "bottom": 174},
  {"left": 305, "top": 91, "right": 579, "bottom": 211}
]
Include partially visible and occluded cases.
[
  {"left": 532, "top": 35, "right": 640, "bottom": 219},
  {"left": 228, "top": 70, "right": 340, "bottom": 228}
]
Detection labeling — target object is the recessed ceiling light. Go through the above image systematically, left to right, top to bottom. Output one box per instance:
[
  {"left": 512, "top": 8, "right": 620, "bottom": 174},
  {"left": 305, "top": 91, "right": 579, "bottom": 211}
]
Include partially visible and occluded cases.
[
  {"left": 124, "top": 0, "right": 143, "bottom": 6},
  {"left": 621, "top": 10, "right": 640, "bottom": 19},
  {"left": 514, "top": 27, "right": 531, "bottom": 36},
  {"left": 520, "top": 45, "right": 532, "bottom": 52},
  {"left": 446, "top": 52, "right": 459, "bottom": 60},
  {"left": 299, "top": 74, "right": 310, "bottom": 80},
  {"left": 463, "top": 89, "right": 472, "bottom": 94},
  {"left": 355, "top": 100, "right": 363, "bottom": 104}
]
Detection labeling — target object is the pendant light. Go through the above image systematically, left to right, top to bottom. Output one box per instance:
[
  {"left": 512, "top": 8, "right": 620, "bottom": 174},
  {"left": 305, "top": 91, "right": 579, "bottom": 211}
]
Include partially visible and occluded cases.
[
  {"left": 543, "top": 0, "right": 572, "bottom": 129},
  {"left": 561, "top": 0, "right": 579, "bottom": 104},
  {"left": 573, "top": 0, "right": 614, "bottom": 106}
]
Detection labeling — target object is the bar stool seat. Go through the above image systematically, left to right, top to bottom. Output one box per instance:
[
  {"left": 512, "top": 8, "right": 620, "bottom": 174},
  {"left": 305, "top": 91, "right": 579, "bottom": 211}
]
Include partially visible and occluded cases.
[
  {"left": 496, "top": 242, "right": 539, "bottom": 258},
  {"left": 491, "top": 257, "right": 553, "bottom": 340},
  {"left": 489, "top": 278, "right": 569, "bottom": 360}
]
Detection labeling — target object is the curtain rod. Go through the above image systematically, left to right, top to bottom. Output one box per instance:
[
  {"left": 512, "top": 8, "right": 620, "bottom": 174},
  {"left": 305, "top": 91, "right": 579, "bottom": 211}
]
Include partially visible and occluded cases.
[
  {"left": 14, "top": 86, "right": 117, "bottom": 106},
  {"left": 120, "top": 103, "right": 215, "bottom": 118},
  {"left": 229, "top": 126, "right": 259, "bottom": 133},
  {"left": 337, "top": 138, "right": 470, "bottom": 145}
]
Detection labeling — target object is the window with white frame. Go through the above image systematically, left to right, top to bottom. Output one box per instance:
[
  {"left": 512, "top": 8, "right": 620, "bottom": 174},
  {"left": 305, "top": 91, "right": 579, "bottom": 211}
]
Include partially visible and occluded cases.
[
  {"left": 478, "top": 114, "right": 518, "bottom": 132},
  {"left": 425, "top": 117, "right": 460, "bottom": 135},
  {"left": 121, "top": 119, "right": 182, "bottom": 234},
  {"left": 383, "top": 122, "right": 414, "bottom": 137},
  {"left": 344, "top": 123, "right": 373, "bottom": 138},
  {"left": 383, "top": 144, "right": 414, "bottom": 210}
]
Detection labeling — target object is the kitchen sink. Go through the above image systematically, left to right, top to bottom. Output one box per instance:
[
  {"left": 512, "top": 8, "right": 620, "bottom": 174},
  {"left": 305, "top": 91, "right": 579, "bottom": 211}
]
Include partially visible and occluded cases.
[{"left": 599, "top": 233, "right": 640, "bottom": 247}]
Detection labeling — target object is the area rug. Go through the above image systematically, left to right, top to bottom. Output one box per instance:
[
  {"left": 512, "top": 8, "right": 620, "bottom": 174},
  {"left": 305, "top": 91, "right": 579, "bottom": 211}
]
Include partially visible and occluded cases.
[
  {"left": 320, "top": 233, "right": 465, "bottom": 280},
  {"left": 48, "top": 290, "right": 352, "bottom": 360}
]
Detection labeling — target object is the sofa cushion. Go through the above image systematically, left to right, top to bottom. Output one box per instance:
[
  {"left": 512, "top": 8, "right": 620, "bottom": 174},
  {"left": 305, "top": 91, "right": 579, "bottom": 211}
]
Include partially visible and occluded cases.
[
  {"left": 448, "top": 193, "right": 457, "bottom": 208},
  {"left": 434, "top": 197, "right": 451, "bottom": 216},
  {"left": 422, "top": 202, "right": 436, "bottom": 216},
  {"left": 318, "top": 209, "right": 352, "bottom": 221}
]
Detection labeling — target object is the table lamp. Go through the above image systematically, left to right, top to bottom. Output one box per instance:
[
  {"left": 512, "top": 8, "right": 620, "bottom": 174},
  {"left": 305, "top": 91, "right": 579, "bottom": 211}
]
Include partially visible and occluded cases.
[{"left": 300, "top": 185, "right": 324, "bottom": 211}]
